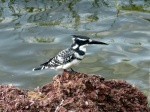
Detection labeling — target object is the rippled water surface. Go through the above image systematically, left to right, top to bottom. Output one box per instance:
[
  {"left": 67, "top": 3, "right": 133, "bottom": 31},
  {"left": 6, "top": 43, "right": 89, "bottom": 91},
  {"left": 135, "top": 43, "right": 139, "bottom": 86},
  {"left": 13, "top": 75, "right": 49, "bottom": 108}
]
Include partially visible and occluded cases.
[{"left": 0, "top": 0, "right": 150, "bottom": 104}]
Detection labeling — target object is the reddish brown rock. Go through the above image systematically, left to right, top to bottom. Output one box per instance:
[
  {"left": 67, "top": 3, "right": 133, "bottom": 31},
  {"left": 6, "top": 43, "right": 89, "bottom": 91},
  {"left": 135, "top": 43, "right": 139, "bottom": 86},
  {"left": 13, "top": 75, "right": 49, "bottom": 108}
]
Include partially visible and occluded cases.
[{"left": 0, "top": 71, "right": 149, "bottom": 112}]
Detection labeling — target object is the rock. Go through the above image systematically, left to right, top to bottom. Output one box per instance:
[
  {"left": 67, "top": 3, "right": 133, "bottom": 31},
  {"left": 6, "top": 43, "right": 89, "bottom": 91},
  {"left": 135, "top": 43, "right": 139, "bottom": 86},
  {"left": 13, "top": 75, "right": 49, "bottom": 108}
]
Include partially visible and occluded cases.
[{"left": 0, "top": 71, "right": 149, "bottom": 112}]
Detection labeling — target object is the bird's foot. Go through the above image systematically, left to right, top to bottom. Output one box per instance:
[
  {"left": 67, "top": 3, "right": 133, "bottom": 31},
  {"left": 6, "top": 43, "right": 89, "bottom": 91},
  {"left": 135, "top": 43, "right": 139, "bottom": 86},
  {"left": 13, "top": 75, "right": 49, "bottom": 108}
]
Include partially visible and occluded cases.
[
  {"left": 63, "top": 68, "right": 77, "bottom": 73},
  {"left": 70, "top": 68, "right": 75, "bottom": 72},
  {"left": 63, "top": 69, "right": 68, "bottom": 72}
]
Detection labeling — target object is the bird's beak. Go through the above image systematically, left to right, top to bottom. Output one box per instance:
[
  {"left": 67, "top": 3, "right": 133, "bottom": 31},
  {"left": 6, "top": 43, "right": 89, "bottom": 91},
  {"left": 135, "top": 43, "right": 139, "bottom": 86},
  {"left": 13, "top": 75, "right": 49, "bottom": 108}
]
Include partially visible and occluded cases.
[{"left": 89, "top": 40, "right": 108, "bottom": 45}]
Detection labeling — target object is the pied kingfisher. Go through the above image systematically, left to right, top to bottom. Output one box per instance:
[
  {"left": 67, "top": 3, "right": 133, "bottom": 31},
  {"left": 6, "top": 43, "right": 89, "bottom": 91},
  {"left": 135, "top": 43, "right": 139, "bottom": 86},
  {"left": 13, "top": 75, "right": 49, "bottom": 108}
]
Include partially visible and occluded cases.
[{"left": 33, "top": 35, "right": 108, "bottom": 71}]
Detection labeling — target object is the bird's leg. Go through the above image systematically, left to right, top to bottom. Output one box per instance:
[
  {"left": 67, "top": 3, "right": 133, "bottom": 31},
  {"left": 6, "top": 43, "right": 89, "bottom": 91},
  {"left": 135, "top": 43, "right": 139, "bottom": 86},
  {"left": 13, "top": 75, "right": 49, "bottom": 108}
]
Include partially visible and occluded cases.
[
  {"left": 63, "top": 68, "right": 76, "bottom": 72},
  {"left": 70, "top": 68, "right": 76, "bottom": 72},
  {"left": 63, "top": 69, "right": 67, "bottom": 72}
]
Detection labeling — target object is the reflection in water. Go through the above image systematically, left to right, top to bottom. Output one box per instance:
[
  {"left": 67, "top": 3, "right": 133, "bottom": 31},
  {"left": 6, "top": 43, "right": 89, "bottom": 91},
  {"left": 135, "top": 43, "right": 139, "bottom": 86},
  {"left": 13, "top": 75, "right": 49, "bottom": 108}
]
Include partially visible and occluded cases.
[
  {"left": 0, "top": 0, "right": 150, "bottom": 104},
  {"left": 0, "top": 0, "right": 114, "bottom": 29}
]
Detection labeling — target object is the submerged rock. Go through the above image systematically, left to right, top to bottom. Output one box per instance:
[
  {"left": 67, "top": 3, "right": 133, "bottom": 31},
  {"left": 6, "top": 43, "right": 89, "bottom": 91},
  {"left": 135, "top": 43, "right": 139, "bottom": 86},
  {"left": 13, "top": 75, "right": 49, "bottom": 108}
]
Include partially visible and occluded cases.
[{"left": 0, "top": 71, "right": 149, "bottom": 112}]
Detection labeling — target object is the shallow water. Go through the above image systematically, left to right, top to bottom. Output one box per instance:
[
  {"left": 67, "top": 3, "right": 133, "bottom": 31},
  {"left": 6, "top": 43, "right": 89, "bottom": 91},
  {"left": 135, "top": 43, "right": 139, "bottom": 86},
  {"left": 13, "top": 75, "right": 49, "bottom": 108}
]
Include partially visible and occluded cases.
[{"left": 0, "top": 0, "right": 150, "bottom": 103}]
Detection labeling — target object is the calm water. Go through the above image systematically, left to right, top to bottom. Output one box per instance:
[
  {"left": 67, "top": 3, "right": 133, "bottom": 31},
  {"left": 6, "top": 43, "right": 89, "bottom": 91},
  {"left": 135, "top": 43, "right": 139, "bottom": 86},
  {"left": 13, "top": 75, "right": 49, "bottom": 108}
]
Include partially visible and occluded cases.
[{"left": 0, "top": 0, "right": 150, "bottom": 103}]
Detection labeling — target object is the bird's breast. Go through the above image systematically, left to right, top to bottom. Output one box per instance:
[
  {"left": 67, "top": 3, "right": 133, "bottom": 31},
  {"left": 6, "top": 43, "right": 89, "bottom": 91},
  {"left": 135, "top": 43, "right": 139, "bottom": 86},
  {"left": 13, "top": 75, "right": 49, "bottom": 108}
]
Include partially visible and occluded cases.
[
  {"left": 74, "top": 52, "right": 85, "bottom": 60},
  {"left": 62, "top": 59, "right": 81, "bottom": 69}
]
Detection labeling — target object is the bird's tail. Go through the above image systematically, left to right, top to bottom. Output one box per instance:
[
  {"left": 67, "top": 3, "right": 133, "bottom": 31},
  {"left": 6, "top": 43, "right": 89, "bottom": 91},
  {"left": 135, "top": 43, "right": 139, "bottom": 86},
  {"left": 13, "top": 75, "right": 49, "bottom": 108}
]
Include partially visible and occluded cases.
[
  {"left": 33, "top": 58, "right": 53, "bottom": 71},
  {"left": 33, "top": 61, "right": 50, "bottom": 71},
  {"left": 32, "top": 65, "right": 49, "bottom": 71},
  {"left": 33, "top": 67, "right": 42, "bottom": 71}
]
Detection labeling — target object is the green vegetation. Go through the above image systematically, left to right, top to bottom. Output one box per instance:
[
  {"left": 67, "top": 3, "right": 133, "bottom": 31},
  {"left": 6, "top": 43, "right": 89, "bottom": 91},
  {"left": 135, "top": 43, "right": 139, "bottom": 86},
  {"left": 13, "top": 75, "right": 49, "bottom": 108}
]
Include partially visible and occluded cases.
[
  {"left": 115, "top": 0, "right": 150, "bottom": 13},
  {"left": 120, "top": 4, "right": 150, "bottom": 13},
  {"left": 25, "top": 7, "right": 43, "bottom": 13},
  {"left": 87, "top": 13, "right": 99, "bottom": 22},
  {"left": 143, "top": 18, "right": 150, "bottom": 22},
  {"left": 39, "top": 21, "right": 61, "bottom": 26},
  {"left": 33, "top": 37, "right": 55, "bottom": 43},
  {"left": 130, "top": 42, "right": 142, "bottom": 46},
  {"left": 122, "top": 59, "right": 130, "bottom": 62}
]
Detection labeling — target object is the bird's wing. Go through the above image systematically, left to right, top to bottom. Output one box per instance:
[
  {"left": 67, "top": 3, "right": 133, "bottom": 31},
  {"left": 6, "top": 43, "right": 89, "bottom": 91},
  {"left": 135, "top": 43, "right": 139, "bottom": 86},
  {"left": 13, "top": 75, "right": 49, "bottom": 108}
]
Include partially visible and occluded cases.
[
  {"left": 47, "top": 48, "right": 75, "bottom": 67},
  {"left": 40, "top": 58, "right": 53, "bottom": 66}
]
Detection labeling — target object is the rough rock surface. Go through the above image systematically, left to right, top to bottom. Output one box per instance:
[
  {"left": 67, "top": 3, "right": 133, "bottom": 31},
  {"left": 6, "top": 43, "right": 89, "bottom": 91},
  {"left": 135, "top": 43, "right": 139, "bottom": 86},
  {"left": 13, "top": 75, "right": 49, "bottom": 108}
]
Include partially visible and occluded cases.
[{"left": 0, "top": 71, "right": 149, "bottom": 112}]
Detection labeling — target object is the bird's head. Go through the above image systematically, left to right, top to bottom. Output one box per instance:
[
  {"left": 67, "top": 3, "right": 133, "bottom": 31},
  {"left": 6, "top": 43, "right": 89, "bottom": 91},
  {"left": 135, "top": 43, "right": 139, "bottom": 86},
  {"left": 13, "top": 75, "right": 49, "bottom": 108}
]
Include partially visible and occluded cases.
[{"left": 71, "top": 35, "right": 108, "bottom": 50}]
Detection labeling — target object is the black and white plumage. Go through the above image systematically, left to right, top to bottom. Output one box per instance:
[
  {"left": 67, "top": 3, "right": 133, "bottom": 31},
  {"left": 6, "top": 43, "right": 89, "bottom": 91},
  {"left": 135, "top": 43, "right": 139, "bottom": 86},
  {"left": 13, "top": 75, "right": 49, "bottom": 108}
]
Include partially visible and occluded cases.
[{"left": 33, "top": 35, "right": 108, "bottom": 71}]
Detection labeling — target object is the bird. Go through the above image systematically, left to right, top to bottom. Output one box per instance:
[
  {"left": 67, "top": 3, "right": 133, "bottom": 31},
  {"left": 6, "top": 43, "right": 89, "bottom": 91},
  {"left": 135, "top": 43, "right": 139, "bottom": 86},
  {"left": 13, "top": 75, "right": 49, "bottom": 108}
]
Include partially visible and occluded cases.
[{"left": 33, "top": 35, "right": 108, "bottom": 72}]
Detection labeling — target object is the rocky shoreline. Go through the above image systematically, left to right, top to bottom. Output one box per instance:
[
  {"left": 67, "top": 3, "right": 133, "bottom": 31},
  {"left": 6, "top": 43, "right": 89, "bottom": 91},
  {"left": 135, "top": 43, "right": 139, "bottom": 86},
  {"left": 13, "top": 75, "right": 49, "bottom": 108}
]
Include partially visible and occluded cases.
[{"left": 0, "top": 71, "right": 149, "bottom": 112}]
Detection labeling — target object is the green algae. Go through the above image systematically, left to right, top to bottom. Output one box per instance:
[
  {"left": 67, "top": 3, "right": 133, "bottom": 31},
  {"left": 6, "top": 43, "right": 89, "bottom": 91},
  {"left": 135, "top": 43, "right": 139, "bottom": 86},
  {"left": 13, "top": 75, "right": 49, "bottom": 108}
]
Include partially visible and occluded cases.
[{"left": 120, "top": 4, "right": 150, "bottom": 13}]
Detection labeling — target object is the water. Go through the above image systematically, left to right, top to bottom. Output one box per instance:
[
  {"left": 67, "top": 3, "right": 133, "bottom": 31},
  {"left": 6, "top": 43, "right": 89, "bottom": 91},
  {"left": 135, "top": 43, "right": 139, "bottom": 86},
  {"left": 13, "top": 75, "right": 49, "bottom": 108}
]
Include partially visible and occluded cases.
[{"left": 0, "top": 0, "right": 150, "bottom": 103}]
